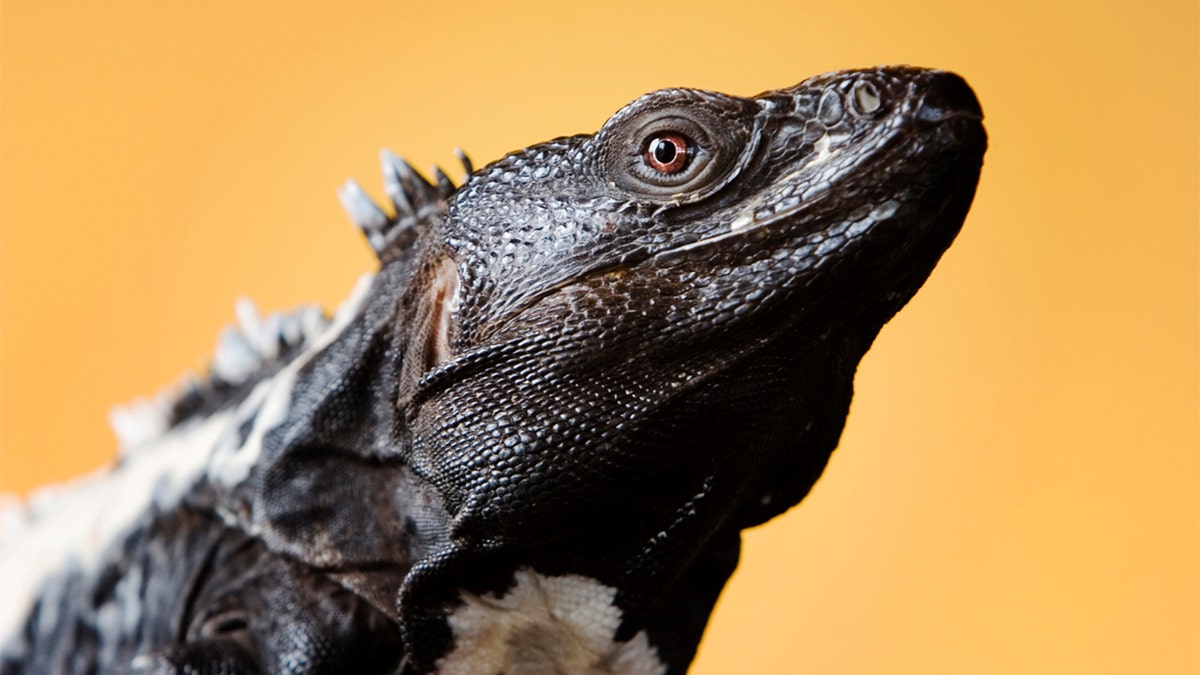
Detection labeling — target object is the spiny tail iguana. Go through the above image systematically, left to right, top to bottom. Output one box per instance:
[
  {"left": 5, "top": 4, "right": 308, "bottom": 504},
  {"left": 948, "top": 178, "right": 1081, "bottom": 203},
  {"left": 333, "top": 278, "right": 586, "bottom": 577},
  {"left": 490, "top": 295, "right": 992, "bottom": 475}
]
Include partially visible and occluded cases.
[{"left": 0, "top": 66, "right": 986, "bottom": 674}]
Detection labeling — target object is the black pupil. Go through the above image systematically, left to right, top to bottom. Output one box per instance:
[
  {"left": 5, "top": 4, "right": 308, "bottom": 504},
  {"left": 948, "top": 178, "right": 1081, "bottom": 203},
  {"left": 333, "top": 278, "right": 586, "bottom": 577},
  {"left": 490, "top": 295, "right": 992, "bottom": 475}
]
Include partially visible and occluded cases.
[{"left": 652, "top": 138, "right": 679, "bottom": 165}]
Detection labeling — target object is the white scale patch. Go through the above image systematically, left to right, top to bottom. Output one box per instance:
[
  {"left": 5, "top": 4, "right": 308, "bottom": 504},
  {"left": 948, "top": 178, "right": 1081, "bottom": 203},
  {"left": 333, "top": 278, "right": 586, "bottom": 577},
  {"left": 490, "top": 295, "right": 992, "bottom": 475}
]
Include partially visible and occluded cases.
[
  {"left": 807, "top": 132, "right": 835, "bottom": 166},
  {"left": 724, "top": 133, "right": 840, "bottom": 237},
  {"left": 729, "top": 212, "right": 755, "bottom": 232},
  {"left": 0, "top": 273, "right": 376, "bottom": 648},
  {"left": 208, "top": 273, "right": 375, "bottom": 488},
  {"left": 0, "top": 409, "right": 231, "bottom": 646},
  {"left": 438, "top": 568, "right": 666, "bottom": 675}
]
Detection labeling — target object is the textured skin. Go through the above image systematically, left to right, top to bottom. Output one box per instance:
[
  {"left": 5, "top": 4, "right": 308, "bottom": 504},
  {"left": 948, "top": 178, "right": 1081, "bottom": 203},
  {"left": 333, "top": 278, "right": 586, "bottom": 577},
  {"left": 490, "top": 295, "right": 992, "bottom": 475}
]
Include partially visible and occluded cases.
[{"left": 0, "top": 66, "right": 985, "bottom": 674}]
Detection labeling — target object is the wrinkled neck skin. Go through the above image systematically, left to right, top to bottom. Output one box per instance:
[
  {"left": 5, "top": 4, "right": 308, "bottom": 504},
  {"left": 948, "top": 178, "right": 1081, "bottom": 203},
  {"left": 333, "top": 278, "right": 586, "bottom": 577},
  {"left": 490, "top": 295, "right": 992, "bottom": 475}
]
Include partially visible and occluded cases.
[
  {"left": 386, "top": 245, "right": 868, "bottom": 674},
  {"left": 239, "top": 251, "right": 859, "bottom": 675}
]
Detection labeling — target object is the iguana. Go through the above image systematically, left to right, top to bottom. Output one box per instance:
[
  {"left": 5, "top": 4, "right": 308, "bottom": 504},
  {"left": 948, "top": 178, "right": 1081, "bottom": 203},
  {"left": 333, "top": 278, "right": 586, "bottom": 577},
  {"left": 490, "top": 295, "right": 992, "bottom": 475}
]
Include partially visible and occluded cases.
[{"left": 0, "top": 66, "right": 986, "bottom": 674}]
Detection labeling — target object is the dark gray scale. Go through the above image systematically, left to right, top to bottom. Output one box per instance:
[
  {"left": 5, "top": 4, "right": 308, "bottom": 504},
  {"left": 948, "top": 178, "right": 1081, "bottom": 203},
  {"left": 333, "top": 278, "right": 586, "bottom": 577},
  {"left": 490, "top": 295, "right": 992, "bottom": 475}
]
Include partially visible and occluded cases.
[
  {"left": 1, "top": 66, "right": 985, "bottom": 675},
  {"left": 0, "top": 155, "right": 455, "bottom": 675},
  {"left": 3, "top": 504, "right": 403, "bottom": 675}
]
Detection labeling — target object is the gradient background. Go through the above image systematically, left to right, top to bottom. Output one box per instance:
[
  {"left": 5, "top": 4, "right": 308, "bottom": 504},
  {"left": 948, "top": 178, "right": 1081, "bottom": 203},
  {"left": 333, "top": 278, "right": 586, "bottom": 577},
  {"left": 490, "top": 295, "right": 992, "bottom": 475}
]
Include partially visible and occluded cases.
[{"left": 1, "top": 1, "right": 1196, "bottom": 673}]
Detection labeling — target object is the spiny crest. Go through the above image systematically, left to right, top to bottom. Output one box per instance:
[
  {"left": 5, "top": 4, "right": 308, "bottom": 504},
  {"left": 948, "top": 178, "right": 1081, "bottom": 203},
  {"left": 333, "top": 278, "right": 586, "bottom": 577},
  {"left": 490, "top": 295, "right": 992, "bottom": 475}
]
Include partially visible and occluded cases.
[
  {"left": 106, "top": 148, "right": 475, "bottom": 452},
  {"left": 338, "top": 148, "right": 473, "bottom": 259},
  {"left": 107, "top": 299, "right": 330, "bottom": 453}
]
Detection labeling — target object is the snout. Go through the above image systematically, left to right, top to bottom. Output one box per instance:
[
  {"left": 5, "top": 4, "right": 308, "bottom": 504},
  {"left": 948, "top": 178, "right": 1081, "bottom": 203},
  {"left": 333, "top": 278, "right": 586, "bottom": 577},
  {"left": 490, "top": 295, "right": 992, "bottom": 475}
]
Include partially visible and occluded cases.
[{"left": 916, "top": 70, "right": 984, "bottom": 123}]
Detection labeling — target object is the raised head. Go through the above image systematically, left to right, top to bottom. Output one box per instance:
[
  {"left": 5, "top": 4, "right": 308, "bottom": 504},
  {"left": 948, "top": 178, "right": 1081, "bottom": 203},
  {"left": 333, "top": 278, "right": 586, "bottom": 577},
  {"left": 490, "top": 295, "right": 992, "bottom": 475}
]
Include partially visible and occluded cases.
[{"left": 389, "top": 66, "right": 985, "bottom": 672}]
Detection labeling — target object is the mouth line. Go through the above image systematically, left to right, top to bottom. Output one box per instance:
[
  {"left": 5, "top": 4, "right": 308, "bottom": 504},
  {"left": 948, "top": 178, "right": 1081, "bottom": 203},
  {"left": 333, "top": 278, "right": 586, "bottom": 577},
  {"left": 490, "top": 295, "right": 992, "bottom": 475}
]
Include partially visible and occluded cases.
[
  {"left": 650, "top": 110, "right": 985, "bottom": 263},
  {"left": 483, "top": 111, "right": 983, "bottom": 340},
  {"left": 647, "top": 136, "right": 880, "bottom": 264},
  {"left": 479, "top": 184, "right": 862, "bottom": 347},
  {"left": 649, "top": 202, "right": 809, "bottom": 263}
]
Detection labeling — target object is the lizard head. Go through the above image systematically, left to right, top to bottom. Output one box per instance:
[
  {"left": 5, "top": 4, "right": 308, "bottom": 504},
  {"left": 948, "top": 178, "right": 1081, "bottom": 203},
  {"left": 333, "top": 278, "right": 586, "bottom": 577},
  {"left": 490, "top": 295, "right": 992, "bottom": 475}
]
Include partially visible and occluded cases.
[
  {"left": 398, "top": 63, "right": 985, "bottom": 544},
  {"left": 391, "top": 66, "right": 985, "bottom": 671},
  {"left": 408, "top": 67, "right": 985, "bottom": 375}
]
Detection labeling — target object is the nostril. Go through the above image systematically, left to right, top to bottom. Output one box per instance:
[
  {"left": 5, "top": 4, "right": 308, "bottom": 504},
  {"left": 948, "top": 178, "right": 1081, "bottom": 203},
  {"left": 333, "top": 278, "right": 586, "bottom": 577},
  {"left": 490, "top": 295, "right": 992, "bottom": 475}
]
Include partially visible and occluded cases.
[
  {"left": 917, "top": 71, "right": 983, "bottom": 122},
  {"left": 852, "top": 80, "right": 882, "bottom": 114}
]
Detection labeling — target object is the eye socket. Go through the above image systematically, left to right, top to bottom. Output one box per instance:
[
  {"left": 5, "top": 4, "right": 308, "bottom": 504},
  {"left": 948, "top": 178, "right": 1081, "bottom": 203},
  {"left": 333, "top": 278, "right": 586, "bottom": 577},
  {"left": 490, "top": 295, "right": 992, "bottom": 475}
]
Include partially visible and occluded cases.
[
  {"left": 598, "top": 93, "right": 758, "bottom": 201},
  {"left": 643, "top": 133, "right": 691, "bottom": 174}
]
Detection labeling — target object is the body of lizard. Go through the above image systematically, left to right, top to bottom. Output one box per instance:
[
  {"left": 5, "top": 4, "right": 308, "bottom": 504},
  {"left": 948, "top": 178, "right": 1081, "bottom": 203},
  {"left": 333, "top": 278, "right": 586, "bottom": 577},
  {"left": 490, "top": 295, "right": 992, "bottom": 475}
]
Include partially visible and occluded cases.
[{"left": 0, "top": 66, "right": 986, "bottom": 674}]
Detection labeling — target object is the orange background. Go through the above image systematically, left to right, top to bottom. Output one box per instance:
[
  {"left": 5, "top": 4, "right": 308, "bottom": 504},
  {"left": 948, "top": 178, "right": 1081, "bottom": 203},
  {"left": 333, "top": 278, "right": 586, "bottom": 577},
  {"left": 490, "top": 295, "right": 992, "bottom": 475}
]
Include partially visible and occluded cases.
[{"left": 1, "top": 1, "right": 1196, "bottom": 673}]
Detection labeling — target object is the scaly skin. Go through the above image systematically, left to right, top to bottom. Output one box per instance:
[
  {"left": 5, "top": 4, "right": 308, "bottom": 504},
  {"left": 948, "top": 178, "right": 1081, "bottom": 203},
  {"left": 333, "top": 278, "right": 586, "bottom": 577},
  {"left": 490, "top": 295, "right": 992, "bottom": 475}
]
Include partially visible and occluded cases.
[{"left": 0, "top": 66, "right": 985, "bottom": 675}]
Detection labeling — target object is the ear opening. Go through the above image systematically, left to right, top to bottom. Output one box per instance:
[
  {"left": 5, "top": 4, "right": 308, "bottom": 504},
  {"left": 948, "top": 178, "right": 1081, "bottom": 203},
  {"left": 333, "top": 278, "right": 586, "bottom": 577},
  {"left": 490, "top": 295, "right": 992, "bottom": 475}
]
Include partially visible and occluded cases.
[{"left": 398, "top": 257, "right": 462, "bottom": 404}]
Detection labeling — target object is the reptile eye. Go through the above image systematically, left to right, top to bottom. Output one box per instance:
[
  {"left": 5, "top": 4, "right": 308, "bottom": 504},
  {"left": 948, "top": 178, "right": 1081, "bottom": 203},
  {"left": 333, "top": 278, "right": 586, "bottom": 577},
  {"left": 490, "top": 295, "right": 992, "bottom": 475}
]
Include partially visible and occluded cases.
[
  {"left": 600, "top": 96, "right": 755, "bottom": 201},
  {"left": 643, "top": 133, "right": 690, "bottom": 174}
]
